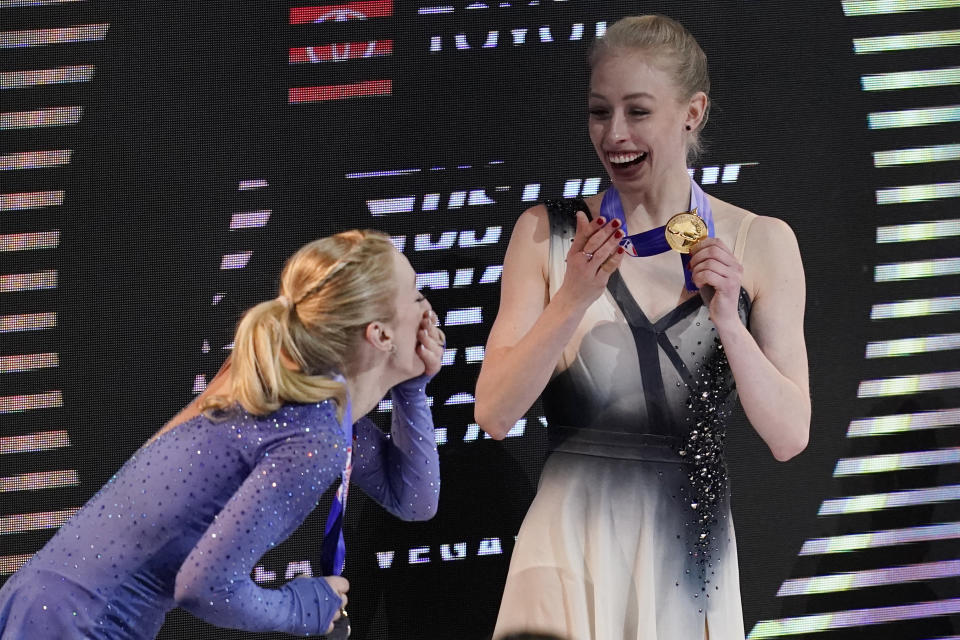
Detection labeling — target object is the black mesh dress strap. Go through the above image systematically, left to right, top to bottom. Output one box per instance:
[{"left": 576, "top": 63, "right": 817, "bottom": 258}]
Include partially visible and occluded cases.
[{"left": 544, "top": 197, "right": 590, "bottom": 223}]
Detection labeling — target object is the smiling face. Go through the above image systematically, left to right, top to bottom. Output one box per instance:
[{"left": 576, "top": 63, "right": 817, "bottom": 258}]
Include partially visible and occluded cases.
[
  {"left": 588, "top": 49, "right": 702, "bottom": 193},
  {"left": 385, "top": 250, "right": 431, "bottom": 379}
]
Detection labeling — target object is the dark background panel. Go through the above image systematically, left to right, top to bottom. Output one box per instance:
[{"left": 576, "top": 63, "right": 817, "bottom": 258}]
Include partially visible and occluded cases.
[{"left": 2, "top": 1, "right": 958, "bottom": 639}]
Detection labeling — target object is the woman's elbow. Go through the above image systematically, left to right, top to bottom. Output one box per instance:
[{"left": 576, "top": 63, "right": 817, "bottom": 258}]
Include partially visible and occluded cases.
[
  {"left": 474, "top": 401, "right": 510, "bottom": 440},
  {"left": 771, "top": 429, "right": 809, "bottom": 462},
  {"left": 395, "top": 493, "right": 439, "bottom": 521},
  {"left": 419, "top": 497, "right": 439, "bottom": 521},
  {"left": 173, "top": 576, "right": 203, "bottom": 611}
]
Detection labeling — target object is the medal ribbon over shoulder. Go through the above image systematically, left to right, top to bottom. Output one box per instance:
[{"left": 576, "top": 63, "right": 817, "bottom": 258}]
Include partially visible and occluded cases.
[
  {"left": 599, "top": 177, "right": 715, "bottom": 291},
  {"left": 320, "top": 386, "right": 353, "bottom": 577}
]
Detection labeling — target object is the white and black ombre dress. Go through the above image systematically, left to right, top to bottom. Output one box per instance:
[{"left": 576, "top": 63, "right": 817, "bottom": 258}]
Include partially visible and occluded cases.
[{"left": 493, "top": 198, "right": 756, "bottom": 640}]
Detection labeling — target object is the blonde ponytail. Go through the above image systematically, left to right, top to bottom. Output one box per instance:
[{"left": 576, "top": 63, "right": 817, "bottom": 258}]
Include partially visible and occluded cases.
[{"left": 200, "top": 230, "right": 397, "bottom": 420}]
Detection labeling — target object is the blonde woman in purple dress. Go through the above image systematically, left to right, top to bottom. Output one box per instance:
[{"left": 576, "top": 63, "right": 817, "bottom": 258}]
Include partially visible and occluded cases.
[{"left": 0, "top": 230, "right": 445, "bottom": 638}]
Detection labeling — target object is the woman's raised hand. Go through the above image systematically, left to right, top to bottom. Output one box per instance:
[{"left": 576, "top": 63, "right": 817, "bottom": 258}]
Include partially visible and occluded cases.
[
  {"left": 560, "top": 211, "right": 626, "bottom": 308},
  {"left": 688, "top": 237, "right": 743, "bottom": 329},
  {"left": 417, "top": 309, "right": 446, "bottom": 377}
]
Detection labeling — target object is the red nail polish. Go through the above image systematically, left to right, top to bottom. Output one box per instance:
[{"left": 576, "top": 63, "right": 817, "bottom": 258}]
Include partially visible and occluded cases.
[
  {"left": 596, "top": 217, "right": 605, "bottom": 225},
  {"left": 611, "top": 219, "right": 621, "bottom": 229},
  {"left": 615, "top": 230, "right": 624, "bottom": 239},
  {"left": 617, "top": 246, "right": 625, "bottom": 254}
]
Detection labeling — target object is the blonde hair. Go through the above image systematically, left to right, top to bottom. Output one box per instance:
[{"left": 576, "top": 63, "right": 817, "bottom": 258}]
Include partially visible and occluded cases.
[
  {"left": 589, "top": 15, "right": 711, "bottom": 161},
  {"left": 202, "top": 230, "right": 398, "bottom": 419}
]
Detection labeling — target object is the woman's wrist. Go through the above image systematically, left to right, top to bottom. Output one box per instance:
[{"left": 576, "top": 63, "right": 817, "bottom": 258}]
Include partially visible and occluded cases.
[
  {"left": 551, "top": 285, "right": 595, "bottom": 320},
  {"left": 712, "top": 312, "right": 749, "bottom": 345},
  {"left": 394, "top": 373, "right": 432, "bottom": 394}
]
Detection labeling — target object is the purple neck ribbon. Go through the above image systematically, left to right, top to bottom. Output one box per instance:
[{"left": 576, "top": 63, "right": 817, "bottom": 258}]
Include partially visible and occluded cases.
[
  {"left": 599, "top": 177, "right": 715, "bottom": 291},
  {"left": 320, "top": 382, "right": 353, "bottom": 577}
]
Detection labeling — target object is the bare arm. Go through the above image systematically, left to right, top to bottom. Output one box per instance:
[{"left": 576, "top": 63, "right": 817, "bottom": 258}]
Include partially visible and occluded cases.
[
  {"left": 475, "top": 206, "right": 624, "bottom": 439},
  {"left": 689, "top": 217, "right": 810, "bottom": 461}
]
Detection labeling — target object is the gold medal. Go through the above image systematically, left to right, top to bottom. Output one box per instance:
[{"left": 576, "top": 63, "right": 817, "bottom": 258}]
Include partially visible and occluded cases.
[{"left": 664, "top": 208, "right": 707, "bottom": 254}]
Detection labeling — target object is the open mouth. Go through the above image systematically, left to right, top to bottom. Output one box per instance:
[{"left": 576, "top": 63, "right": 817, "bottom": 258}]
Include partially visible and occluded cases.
[{"left": 607, "top": 151, "right": 648, "bottom": 168}]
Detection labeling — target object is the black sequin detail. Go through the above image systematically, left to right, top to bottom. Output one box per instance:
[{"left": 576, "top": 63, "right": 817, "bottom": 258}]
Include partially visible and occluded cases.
[
  {"left": 543, "top": 197, "right": 590, "bottom": 223},
  {"left": 677, "top": 337, "right": 731, "bottom": 593}
]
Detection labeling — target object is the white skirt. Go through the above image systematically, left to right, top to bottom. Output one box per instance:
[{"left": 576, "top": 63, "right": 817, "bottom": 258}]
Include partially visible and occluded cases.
[{"left": 494, "top": 452, "right": 745, "bottom": 640}]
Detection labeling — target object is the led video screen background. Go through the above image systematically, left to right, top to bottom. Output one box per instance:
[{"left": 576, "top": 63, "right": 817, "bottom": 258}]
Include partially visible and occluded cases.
[{"left": 2, "top": 1, "right": 958, "bottom": 638}]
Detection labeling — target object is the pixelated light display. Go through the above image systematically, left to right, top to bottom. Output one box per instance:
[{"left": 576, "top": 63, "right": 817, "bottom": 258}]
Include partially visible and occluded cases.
[
  {"left": 0, "top": 0, "right": 90, "bottom": 586},
  {"left": 0, "top": 0, "right": 86, "bottom": 7},
  {"left": 843, "top": 0, "right": 960, "bottom": 15},
  {"left": 2, "top": 2, "right": 958, "bottom": 639},
  {"left": 749, "top": 4, "right": 960, "bottom": 636},
  {"left": 0, "top": 23, "right": 109, "bottom": 47},
  {"left": 853, "top": 28, "right": 960, "bottom": 53},
  {"left": 0, "top": 64, "right": 95, "bottom": 88},
  {"left": 861, "top": 65, "right": 960, "bottom": 91},
  {"left": 868, "top": 104, "right": 960, "bottom": 129},
  {"left": 0, "top": 106, "right": 83, "bottom": 130},
  {"left": 873, "top": 142, "right": 960, "bottom": 166},
  {"left": 0, "top": 150, "right": 72, "bottom": 170},
  {"left": 876, "top": 180, "right": 960, "bottom": 204},
  {"left": 0, "top": 191, "right": 64, "bottom": 211},
  {"left": 229, "top": 210, "right": 272, "bottom": 230},
  {"left": 876, "top": 218, "right": 960, "bottom": 242},
  {"left": 0, "top": 231, "right": 60, "bottom": 252},
  {"left": 219, "top": 251, "right": 253, "bottom": 270},
  {"left": 874, "top": 257, "right": 960, "bottom": 281},
  {"left": 0, "top": 270, "right": 58, "bottom": 293},
  {"left": 871, "top": 295, "right": 960, "bottom": 319},
  {"left": 0, "top": 312, "right": 57, "bottom": 334},
  {"left": 865, "top": 332, "right": 960, "bottom": 357},
  {"left": 0, "top": 353, "right": 59, "bottom": 374},
  {"left": 857, "top": 370, "right": 960, "bottom": 397},
  {"left": 0, "top": 391, "right": 64, "bottom": 414},
  {"left": 847, "top": 407, "right": 960, "bottom": 436},
  {"left": 0, "top": 430, "right": 71, "bottom": 455},
  {"left": 834, "top": 447, "right": 960, "bottom": 475},
  {"left": 0, "top": 470, "right": 79, "bottom": 493},
  {"left": 818, "top": 485, "right": 960, "bottom": 515},
  {"left": 0, "top": 509, "right": 79, "bottom": 535},
  {"left": 799, "top": 523, "right": 960, "bottom": 556},
  {"left": 0, "top": 555, "right": 32, "bottom": 577},
  {"left": 776, "top": 560, "right": 960, "bottom": 596},
  {"left": 749, "top": 599, "right": 960, "bottom": 638}
]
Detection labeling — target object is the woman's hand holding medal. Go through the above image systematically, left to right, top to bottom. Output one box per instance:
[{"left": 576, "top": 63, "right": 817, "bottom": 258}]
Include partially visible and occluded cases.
[
  {"left": 561, "top": 211, "right": 627, "bottom": 308},
  {"left": 687, "top": 238, "right": 744, "bottom": 330},
  {"left": 322, "top": 576, "right": 349, "bottom": 636}
]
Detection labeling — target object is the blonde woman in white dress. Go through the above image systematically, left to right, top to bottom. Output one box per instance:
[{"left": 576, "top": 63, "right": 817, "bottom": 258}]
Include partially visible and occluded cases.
[{"left": 476, "top": 15, "right": 810, "bottom": 640}]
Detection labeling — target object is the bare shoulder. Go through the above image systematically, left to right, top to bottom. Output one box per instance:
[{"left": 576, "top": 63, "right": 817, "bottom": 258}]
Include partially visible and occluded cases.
[
  {"left": 705, "top": 195, "right": 751, "bottom": 247},
  {"left": 707, "top": 195, "right": 751, "bottom": 225},
  {"left": 708, "top": 196, "right": 797, "bottom": 248},
  {"left": 708, "top": 197, "right": 801, "bottom": 295},
  {"left": 512, "top": 202, "right": 550, "bottom": 241},
  {"left": 504, "top": 203, "right": 553, "bottom": 281},
  {"left": 509, "top": 203, "right": 551, "bottom": 258},
  {"left": 742, "top": 214, "right": 803, "bottom": 302},
  {"left": 743, "top": 214, "right": 800, "bottom": 259}
]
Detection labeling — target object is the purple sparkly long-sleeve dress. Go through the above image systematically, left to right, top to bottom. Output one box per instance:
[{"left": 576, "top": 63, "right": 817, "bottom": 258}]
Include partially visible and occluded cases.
[{"left": 0, "top": 377, "right": 438, "bottom": 639}]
